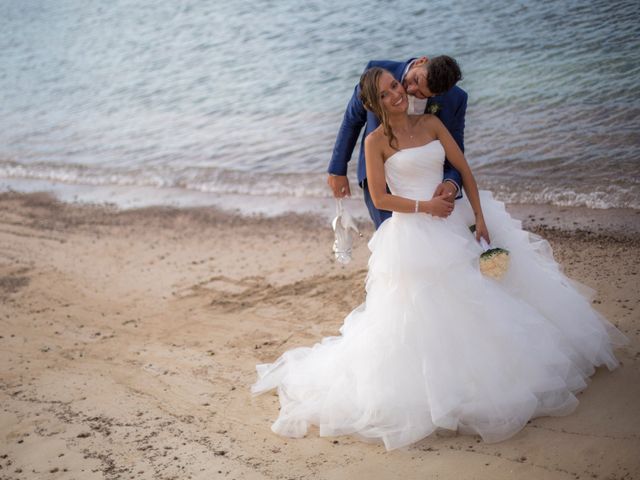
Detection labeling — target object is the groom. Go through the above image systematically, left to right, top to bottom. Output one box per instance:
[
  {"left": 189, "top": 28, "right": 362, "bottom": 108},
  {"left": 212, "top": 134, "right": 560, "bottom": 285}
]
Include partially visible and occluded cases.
[{"left": 327, "top": 56, "right": 467, "bottom": 228}]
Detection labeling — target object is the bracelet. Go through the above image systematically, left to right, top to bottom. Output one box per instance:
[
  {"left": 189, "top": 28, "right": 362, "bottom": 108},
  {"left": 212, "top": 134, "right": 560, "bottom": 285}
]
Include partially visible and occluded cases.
[{"left": 414, "top": 199, "right": 419, "bottom": 213}]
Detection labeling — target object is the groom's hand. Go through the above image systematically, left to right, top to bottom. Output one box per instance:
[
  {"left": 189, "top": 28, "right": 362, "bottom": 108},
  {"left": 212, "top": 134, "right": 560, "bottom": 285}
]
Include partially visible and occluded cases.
[
  {"left": 328, "top": 174, "right": 351, "bottom": 198},
  {"left": 432, "top": 182, "right": 456, "bottom": 205}
]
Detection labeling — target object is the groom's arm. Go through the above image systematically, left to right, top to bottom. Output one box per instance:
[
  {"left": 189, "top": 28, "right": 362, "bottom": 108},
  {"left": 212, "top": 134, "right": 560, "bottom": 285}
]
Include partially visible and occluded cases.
[
  {"left": 327, "top": 74, "right": 369, "bottom": 177},
  {"left": 442, "top": 89, "right": 467, "bottom": 199}
]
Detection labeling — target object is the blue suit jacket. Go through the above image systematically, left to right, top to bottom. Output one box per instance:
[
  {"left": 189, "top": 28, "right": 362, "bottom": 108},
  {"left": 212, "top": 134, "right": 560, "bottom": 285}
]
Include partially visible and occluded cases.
[{"left": 327, "top": 59, "right": 467, "bottom": 196}]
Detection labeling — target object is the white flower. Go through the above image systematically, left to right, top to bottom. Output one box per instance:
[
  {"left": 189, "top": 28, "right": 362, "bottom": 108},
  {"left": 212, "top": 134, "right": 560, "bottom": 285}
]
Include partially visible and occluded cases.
[{"left": 479, "top": 248, "right": 510, "bottom": 279}]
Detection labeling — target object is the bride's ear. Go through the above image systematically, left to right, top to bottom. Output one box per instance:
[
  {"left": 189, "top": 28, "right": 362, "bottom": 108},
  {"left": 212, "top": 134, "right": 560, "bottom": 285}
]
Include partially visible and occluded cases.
[{"left": 359, "top": 91, "right": 373, "bottom": 111}]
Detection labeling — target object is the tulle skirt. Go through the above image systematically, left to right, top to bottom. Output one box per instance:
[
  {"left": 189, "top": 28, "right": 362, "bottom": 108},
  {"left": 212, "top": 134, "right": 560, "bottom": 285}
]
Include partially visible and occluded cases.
[{"left": 250, "top": 192, "right": 628, "bottom": 451}]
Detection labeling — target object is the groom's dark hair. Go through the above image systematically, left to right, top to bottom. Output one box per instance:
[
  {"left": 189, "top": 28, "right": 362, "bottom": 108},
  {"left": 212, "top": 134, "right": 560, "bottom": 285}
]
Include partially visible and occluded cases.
[{"left": 427, "top": 55, "right": 462, "bottom": 95}]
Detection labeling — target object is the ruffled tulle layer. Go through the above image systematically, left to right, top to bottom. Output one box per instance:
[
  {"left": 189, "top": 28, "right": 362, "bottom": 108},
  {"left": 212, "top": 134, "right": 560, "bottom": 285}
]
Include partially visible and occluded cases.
[{"left": 250, "top": 192, "right": 628, "bottom": 451}]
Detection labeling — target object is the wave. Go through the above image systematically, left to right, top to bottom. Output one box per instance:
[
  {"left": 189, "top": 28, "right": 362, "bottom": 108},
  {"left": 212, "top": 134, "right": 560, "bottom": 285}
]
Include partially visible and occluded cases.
[
  {"left": 0, "top": 160, "right": 334, "bottom": 198},
  {"left": 1, "top": 160, "right": 638, "bottom": 210}
]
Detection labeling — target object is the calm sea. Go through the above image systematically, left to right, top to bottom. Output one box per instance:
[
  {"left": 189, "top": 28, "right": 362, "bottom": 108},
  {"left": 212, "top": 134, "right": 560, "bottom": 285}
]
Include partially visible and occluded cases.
[{"left": 1, "top": 0, "right": 639, "bottom": 213}]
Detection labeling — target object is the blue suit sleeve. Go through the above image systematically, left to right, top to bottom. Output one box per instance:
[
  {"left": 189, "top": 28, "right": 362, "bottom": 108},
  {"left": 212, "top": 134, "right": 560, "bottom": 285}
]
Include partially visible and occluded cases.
[
  {"left": 327, "top": 66, "right": 370, "bottom": 176},
  {"left": 443, "top": 90, "right": 467, "bottom": 199}
]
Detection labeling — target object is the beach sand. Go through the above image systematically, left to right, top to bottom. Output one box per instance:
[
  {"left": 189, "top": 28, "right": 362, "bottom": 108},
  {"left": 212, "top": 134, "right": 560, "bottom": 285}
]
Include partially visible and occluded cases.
[{"left": 1, "top": 191, "right": 639, "bottom": 480}]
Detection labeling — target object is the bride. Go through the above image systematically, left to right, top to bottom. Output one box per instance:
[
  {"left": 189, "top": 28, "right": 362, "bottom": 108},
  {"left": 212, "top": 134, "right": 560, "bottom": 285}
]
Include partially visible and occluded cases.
[{"left": 250, "top": 66, "right": 628, "bottom": 451}]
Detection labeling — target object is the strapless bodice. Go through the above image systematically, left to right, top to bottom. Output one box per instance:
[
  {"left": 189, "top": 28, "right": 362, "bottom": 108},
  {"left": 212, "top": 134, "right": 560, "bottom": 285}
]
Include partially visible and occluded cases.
[{"left": 384, "top": 140, "right": 445, "bottom": 201}]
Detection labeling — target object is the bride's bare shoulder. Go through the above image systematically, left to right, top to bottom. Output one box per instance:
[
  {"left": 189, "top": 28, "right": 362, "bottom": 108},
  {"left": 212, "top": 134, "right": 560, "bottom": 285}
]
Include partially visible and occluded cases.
[
  {"left": 419, "top": 113, "right": 442, "bottom": 125},
  {"left": 419, "top": 114, "right": 444, "bottom": 133},
  {"left": 369, "top": 125, "right": 385, "bottom": 139},
  {"left": 365, "top": 127, "right": 385, "bottom": 148},
  {"left": 365, "top": 127, "right": 391, "bottom": 161}
]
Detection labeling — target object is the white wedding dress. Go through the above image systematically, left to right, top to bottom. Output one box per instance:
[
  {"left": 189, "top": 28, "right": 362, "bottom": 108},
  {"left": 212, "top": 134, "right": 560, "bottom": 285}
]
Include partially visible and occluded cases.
[{"left": 250, "top": 140, "right": 628, "bottom": 451}]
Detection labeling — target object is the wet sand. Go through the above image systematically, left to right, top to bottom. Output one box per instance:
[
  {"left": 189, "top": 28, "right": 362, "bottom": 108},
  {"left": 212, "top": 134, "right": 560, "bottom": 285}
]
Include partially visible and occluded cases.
[{"left": 1, "top": 192, "right": 639, "bottom": 480}]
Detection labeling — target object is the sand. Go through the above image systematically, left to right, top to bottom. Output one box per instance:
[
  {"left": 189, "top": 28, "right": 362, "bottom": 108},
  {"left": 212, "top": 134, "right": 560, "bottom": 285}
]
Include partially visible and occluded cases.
[{"left": 1, "top": 191, "right": 639, "bottom": 480}]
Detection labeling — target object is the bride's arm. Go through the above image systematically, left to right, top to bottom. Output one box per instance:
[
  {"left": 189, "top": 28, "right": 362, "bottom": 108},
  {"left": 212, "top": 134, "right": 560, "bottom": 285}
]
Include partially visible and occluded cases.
[
  {"left": 428, "top": 116, "right": 490, "bottom": 243},
  {"left": 364, "top": 132, "right": 453, "bottom": 217}
]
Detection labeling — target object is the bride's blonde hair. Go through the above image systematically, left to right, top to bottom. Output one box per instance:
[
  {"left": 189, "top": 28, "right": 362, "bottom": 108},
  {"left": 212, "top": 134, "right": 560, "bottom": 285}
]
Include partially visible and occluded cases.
[{"left": 359, "top": 67, "right": 399, "bottom": 150}]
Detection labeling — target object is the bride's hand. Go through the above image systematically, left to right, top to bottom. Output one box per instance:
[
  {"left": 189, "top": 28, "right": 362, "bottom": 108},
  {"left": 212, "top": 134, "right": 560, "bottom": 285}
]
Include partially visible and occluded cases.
[
  {"left": 427, "top": 194, "right": 455, "bottom": 218},
  {"left": 475, "top": 216, "right": 491, "bottom": 244}
]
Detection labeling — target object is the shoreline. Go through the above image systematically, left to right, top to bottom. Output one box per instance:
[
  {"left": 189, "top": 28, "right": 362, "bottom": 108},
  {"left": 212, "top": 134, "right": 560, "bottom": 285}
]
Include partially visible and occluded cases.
[
  {"left": 1, "top": 184, "right": 639, "bottom": 237},
  {"left": 1, "top": 191, "right": 639, "bottom": 479}
]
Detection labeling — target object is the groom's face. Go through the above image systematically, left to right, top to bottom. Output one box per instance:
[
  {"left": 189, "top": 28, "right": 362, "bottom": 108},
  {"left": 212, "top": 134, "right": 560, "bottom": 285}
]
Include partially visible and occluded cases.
[{"left": 403, "top": 65, "right": 433, "bottom": 99}]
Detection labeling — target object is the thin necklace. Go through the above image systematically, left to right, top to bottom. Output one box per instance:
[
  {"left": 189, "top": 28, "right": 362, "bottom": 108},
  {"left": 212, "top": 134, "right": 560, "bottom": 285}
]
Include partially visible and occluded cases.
[
  {"left": 394, "top": 117, "right": 417, "bottom": 139},
  {"left": 396, "top": 126, "right": 415, "bottom": 139}
]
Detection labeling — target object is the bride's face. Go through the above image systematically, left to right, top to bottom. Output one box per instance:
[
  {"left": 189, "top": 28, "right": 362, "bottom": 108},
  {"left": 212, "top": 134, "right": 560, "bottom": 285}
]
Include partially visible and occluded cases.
[{"left": 377, "top": 72, "right": 408, "bottom": 115}]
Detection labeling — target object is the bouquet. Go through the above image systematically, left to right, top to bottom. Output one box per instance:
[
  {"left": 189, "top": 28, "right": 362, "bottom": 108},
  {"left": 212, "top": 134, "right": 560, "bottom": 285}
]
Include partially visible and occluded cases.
[{"left": 470, "top": 225, "right": 510, "bottom": 279}]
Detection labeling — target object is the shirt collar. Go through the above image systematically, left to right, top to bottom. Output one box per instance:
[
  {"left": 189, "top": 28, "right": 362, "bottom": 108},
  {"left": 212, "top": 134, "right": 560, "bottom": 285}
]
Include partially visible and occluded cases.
[{"left": 401, "top": 59, "right": 417, "bottom": 82}]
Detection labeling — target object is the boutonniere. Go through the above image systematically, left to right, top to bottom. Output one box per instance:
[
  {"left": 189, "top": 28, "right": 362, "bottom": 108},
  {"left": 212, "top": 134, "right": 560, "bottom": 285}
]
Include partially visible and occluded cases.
[{"left": 427, "top": 103, "right": 441, "bottom": 115}]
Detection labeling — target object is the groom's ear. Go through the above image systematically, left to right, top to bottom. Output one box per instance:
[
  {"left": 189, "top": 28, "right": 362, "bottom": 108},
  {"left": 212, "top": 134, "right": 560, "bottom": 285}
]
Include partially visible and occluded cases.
[{"left": 413, "top": 56, "right": 429, "bottom": 67}]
